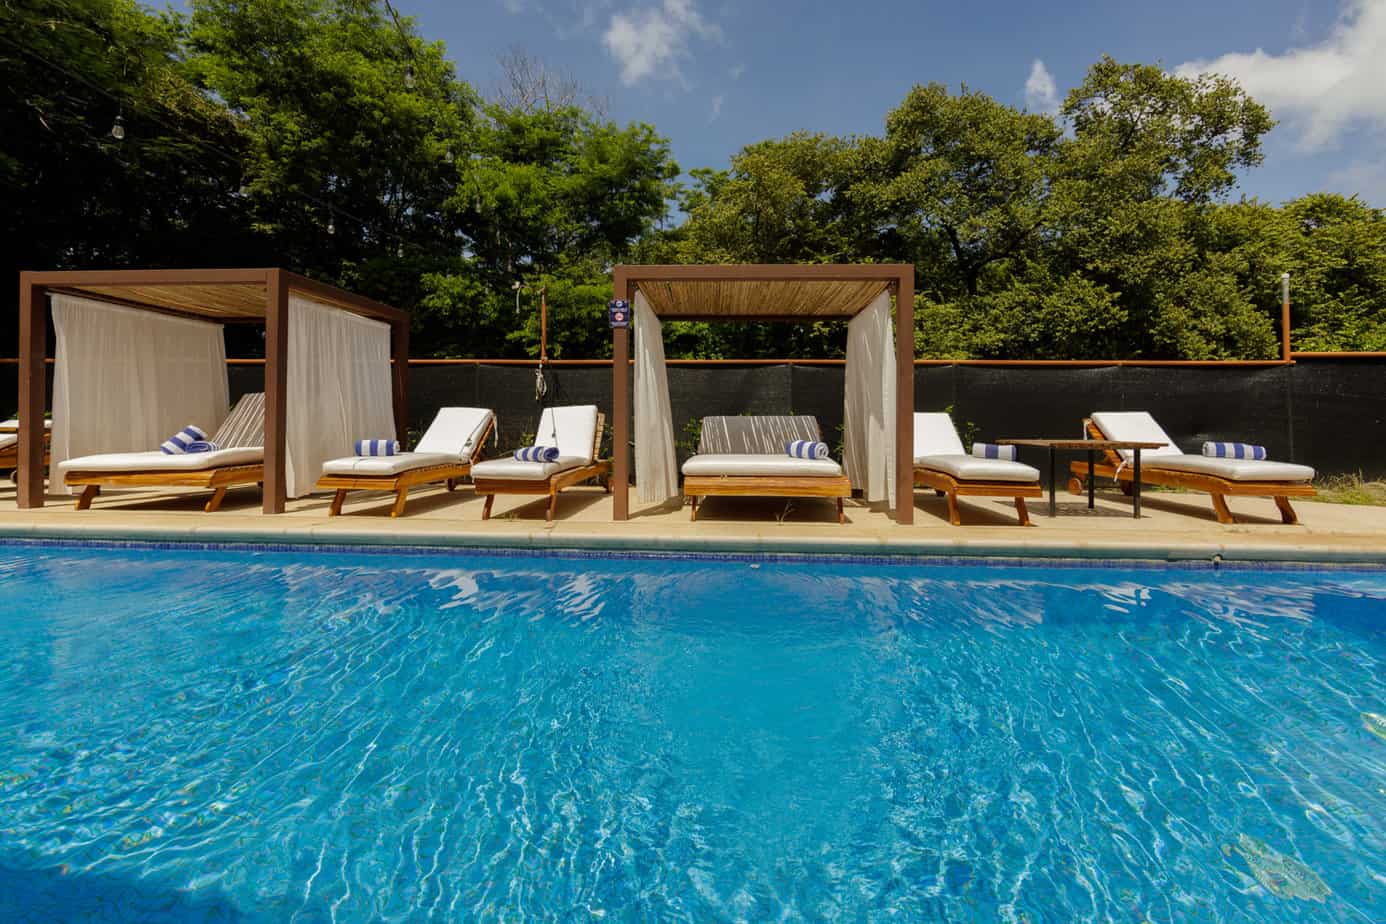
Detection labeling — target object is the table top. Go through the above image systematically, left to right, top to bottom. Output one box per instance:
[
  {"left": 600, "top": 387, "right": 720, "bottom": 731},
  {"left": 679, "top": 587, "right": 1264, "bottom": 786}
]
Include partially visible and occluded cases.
[{"left": 997, "top": 438, "right": 1167, "bottom": 450}]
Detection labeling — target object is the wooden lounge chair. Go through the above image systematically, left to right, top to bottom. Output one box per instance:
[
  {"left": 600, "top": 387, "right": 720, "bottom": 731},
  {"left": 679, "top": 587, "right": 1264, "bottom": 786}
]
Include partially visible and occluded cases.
[
  {"left": 60, "top": 393, "right": 265, "bottom": 512},
  {"left": 471, "top": 405, "right": 611, "bottom": 523},
  {"left": 315, "top": 407, "right": 495, "bottom": 517},
  {"left": 1069, "top": 411, "right": 1315, "bottom": 524},
  {"left": 911, "top": 412, "right": 1042, "bottom": 526},
  {"left": 681, "top": 415, "right": 852, "bottom": 524},
  {"left": 0, "top": 419, "right": 50, "bottom": 479}
]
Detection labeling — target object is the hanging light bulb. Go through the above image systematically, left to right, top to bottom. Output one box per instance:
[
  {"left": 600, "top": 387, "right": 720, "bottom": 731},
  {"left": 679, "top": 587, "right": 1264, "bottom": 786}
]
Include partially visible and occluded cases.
[
  {"left": 403, "top": 64, "right": 416, "bottom": 89},
  {"left": 110, "top": 113, "right": 125, "bottom": 141},
  {"left": 443, "top": 149, "right": 454, "bottom": 164},
  {"left": 237, "top": 182, "right": 250, "bottom": 197},
  {"left": 326, "top": 215, "right": 336, "bottom": 236},
  {"left": 396, "top": 243, "right": 404, "bottom": 258}
]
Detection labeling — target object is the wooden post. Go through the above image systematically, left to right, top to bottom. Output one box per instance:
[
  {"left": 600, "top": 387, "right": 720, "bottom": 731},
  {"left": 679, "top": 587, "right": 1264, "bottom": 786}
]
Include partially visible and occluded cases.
[
  {"left": 611, "top": 268, "right": 630, "bottom": 521},
  {"left": 894, "top": 268, "right": 915, "bottom": 525},
  {"left": 262, "top": 270, "right": 289, "bottom": 514},
  {"left": 1281, "top": 272, "right": 1292, "bottom": 362},
  {"left": 17, "top": 274, "right": 47, "bottom": 508},
  {"left": 392, "top": 318, "right": 409, "bottom": 445}
]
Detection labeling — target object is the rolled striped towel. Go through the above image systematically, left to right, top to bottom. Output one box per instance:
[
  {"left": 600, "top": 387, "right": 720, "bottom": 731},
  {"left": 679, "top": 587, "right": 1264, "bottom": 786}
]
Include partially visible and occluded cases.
[
  {"left": 161, "top": 424, "right": 207, "bottom": 455},
  {"left": 355, "top": 439, "right": 400, "bottom": 457},
  {"left": 184, "top": 440, "right": 221, "bottom": 454},
  {"left": 786, "top": 440, "right": 829, "bottom": 460},
  {"left": 1203, "top": 441, "right": 1267, "bottom": 460},
  {"left": 971, "top": 443, "right": 1017, "bottom": 461},
  {"left": 515, "top": 445, "right": 559, "bottom": 462}
]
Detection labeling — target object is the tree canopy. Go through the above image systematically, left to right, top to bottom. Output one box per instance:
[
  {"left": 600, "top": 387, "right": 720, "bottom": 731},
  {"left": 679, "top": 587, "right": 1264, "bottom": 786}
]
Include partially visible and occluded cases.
[{"left": 3, "top": 1, "right": 1384, "bottom": 361}]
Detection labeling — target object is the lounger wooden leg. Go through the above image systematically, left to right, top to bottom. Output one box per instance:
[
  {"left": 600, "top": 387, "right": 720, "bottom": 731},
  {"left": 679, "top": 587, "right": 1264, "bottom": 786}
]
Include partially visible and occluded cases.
[
  {"left": 446, "top": 478, "right": 456, "bottom": 492},
  {"left": 75, "top": 484, "right": 99, "bottom": 510},
  {"left": 204, "top": 487, "right": 227, "bottom": 513},
  {"left": 391, "top": 488, "right": 409, "bottom": 518},
  {"left": 329, "top": 489, "right": 347, "bottom": 517},
  {"left": 934, "top": 489, "right": 945, "bottom": 497},
  {"left": 546, "top": 491, "right": 558, "bottom": 524},
  {"left": 945, "top": 491, "right": 962, "bottom": 526},
  {"left": 1210, "top": 493, "right": 1236, "bottom": 524},
  {"left": 482, "top": 494, "right": 495, "bottom": 520},
  {"left": 689, "top": 495, "right": 698, "bottom": 521},
  {"left": 1274, "top": 495, "right": 1299, "bottom": 525},
  {"left": 1015, "top": 496, "right": 1033, "bottom": 527},
  {"left": 836, "top": 497, "right": 845, "bottom": 525}
]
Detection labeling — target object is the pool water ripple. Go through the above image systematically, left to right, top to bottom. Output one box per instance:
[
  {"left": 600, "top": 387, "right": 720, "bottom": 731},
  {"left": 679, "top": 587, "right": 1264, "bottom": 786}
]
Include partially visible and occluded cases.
[{"left": 0, "top": 546, "right": 1383, "bottom": 921}]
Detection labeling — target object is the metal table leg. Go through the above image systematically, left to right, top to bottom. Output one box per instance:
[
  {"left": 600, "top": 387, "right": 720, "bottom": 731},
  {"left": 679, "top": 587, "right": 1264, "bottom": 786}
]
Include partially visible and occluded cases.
[
  {"left": 1049, "top": 446, "right": 1057, "bottom": 517},
  {"left": 1133, "top": 448, "right": 1142, "bottom": 519},
  {"left": 1087, "top": 449, "right": 1095, "bottom": 509}
]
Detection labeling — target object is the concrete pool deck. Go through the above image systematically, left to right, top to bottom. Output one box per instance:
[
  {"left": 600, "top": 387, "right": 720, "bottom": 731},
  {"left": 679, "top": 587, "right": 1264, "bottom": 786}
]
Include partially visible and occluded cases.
[{"left": 1, "top": 480, "right": 1384, "bottom": 564}]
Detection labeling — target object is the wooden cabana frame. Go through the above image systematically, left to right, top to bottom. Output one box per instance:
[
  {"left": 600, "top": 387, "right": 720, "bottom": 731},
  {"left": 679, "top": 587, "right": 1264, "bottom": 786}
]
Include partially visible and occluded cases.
[
  {"left": 610, "top": 264, "right": 916, "bottom": 525},
  {"left": 16, "top": 268, "right": 410, "bottom": 514}
]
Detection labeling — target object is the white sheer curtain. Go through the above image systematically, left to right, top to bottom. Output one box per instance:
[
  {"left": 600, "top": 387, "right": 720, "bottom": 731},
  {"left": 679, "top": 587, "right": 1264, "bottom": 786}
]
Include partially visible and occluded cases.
[
  {"left": 633, "top": 291, "right": 678, "bottom": 504},
  {"left": 844, "top": 291, "right": 897, "bottom": 507},
  {"left": 49, "top": 294, "right": 229, "bottom": 487},
  {"left": 285, "top": 295, "right": 394, "bottom": 497}
]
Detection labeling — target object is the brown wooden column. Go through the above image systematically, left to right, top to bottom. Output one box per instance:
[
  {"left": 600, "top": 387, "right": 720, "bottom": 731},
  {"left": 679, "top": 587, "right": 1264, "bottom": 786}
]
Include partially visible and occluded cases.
[
  {"left": 611, "top": 268, "right": 631, "bottom": 520},
  {"left": 894, "top": 268, "right": 915, "bottom": 525},
  {"left": 262, "top": 270, "right": 289, "bottom": 514},
  {"left": 17, "top": 274, "right": 47, "bottom": 508},
  {"left": 391, "top": 318, "right": 409, "bottom": 445}
]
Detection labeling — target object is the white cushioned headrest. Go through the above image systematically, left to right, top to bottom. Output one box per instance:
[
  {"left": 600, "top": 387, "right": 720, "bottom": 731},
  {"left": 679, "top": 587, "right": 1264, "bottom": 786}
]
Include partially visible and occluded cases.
[
  {"left": 535, "top": 405, "right": 599, "bottom": 461},
  {"left": 414, "top": 407, "right": 494, "bottom": 456},
  {"left": 1090, "top": 411, "right": 1182, "bottom": 461},
  {"left": 912, "top": 413, "right": 966, "bottom": 457}
]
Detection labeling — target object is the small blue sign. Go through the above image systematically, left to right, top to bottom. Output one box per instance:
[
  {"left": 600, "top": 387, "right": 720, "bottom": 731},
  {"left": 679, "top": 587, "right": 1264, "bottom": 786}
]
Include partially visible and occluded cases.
[{"left": 608, "top": 298, "right": 630, "bottom": 328}]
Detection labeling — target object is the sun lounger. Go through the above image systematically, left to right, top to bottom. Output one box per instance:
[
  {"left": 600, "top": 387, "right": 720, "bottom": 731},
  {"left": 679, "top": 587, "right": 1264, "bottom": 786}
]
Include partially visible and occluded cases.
[
  {"left": 59, "top": 394, "right": 265, "bottom": 512},
  {"left": 471, "top": 405, "right": 610, "bottom": 523},
  {"left": 315, "top": 407, "right": 495, "bottom": 517},
  {"left": 1070, "top": 411, "right": 1315, "bottom": 524},
  {"left": 911, "top": 412, "right": 1041, "bottom": 526},
  {"left": 681, "top": 415, "right": 852, "bottom": 523},
  {"left": 0, "top": 419, "right": 51, "bottom": 477}
]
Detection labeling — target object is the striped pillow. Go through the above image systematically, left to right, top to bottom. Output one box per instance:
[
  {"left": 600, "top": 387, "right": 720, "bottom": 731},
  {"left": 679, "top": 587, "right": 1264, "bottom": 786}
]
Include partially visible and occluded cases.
[
  {"left": 161, "top": 425, "right": 207, "bottom": 455},
  {"left": 355, "top": 439, "right": 400, "bottom": 457},
  {"left": 786, "top": 440, "right": 829, "bottom": 460},
  {"left": 1202, "top": 442, "right": 1267, "bottom": 460},
  {"left": 971, "top": 443, "right": 1017, "bottom": 461},
  {"left": 515, "top": 445, "right": 559, "bottom": 462}
]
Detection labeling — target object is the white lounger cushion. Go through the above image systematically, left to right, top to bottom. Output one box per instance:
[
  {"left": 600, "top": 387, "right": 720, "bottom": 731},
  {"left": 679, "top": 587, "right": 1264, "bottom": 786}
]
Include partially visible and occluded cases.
[
  {"left": 533, "top": 405, "right": 599, "bottom": 460},
  {"left": 413, "top": 407, "right": 494, "bottom": 456},
  {"left": 913, "top": 412, "right": 968, "bottom": 456},
  {"left": 1089, "top": 412, "right": 1182, "bottom": 461},
  {"left": 0, "top": 419, "right": 51, "bottom": 431},
  {"left": 0, "top": 434, "right": 15, "bottom": 452},
  {"left": 59, "top": 447, "right": 263, "bottom": 474},
  {"left": 321, "top": 452, "right": 460, "bottom": 477},
  {"left": 681, "top": 454, "right": 843, "bottom": 477},
  {"left": 913, "top": 454, "right": 1040, "bottom": 484},
  {"left": 1141, "top": 454, "right": 1314, "bottom": 482},
  {"left": 471, "top": 456, "right": 588, "bottom": 481}
]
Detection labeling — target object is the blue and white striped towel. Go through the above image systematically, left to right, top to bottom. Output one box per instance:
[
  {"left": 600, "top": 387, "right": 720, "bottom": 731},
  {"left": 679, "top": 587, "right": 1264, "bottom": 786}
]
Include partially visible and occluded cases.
[
  {"left": 161, "top": 425, "right": 207, "bottom": 455},
  {"left": 355, "top": 439, "right": 400, "bottom": 457},
  {"left": 184, "top": 440, "right": 220, "bottom": 454},
  {"left": 786, "top": 440, "right": 829, "bottom": 460},
  {"left": 1203, "top": 441, "right": 1267, "bottom": 460},
  {"left": 971, "top": 443, "right": 1017, "bottom": 461},
  {"left": 515, "top": 445, "right": 559, "bottom": 462}
]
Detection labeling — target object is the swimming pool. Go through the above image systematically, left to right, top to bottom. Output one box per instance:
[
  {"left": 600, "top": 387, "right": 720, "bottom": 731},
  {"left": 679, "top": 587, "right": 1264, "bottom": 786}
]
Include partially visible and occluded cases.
[{"left": 0, "top": 542, "right": 1382, "bottom": 922}]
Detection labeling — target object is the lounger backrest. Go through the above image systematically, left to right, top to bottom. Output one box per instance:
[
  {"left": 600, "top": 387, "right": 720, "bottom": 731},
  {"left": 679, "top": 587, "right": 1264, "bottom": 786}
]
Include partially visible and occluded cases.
[
  {"left": 211, "top": 393, "right": 265, "bottom": 448},
  {"left": 535, "top": 405, "right": 600, "bottom": 461},
  {"left": 415, "top": 408, "right": 495, "bottom": 458},
  {"left": 1089, "top": 412, "right": 1183, "bottom": 462},
  {"left": 912, "top": 413, "right": 966, "bottom": 457},
  {"left": 697, "top": 416, "right": 821, "bottom": 455}
]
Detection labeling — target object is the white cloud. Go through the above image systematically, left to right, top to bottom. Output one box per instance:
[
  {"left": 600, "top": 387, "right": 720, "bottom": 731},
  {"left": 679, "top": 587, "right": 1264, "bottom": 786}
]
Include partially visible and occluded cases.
[
  {"left": 501, "top": 0, "right": 526, "bottom": 13},
  {"left": 602, "top": 0, "right": 721, "bottom": 86},
  {"left": 1176, "top": 0, "right": 1386, "bottom": 149},
  {"left": 1024, "top": 59, "right": 1059, "bottom": 113},
  {"left": 729, "top": 62, "right": 745, "bottom": 80},
  {"left": 708, "top": 94, "right": 723, "bottom": 122},
  {"left": 1328, "top": 156, "right": 1386, "bottom": 202}
]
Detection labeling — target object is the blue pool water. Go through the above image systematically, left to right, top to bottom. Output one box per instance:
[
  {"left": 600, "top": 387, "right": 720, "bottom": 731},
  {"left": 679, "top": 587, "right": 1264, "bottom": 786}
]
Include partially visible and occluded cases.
[{"left": 0, "top": 544, "right": 1383, "bottom": 922}]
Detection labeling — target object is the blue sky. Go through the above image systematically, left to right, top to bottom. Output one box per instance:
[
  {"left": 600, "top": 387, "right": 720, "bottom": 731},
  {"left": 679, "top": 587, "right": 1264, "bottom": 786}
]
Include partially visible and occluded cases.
[{"left": 406, "top": 0, "right": 1386, "bottom": 205}]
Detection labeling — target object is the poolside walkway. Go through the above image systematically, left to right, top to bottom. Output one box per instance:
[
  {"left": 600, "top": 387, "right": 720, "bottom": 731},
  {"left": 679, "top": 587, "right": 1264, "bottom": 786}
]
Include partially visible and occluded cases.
[{"left": 1, "top": 481, "right": 1384, "bottom": 563}]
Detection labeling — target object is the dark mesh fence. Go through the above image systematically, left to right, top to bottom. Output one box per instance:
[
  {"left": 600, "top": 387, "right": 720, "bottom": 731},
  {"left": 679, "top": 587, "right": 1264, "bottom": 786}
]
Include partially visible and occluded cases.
[{"left": 6, "top": 359, "right": 1382, "bottom": 478}]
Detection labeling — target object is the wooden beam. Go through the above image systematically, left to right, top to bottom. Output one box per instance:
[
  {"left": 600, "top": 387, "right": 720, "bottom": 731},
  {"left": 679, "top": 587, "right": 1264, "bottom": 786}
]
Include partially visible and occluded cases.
[
  {"left": 615, "top": 264, "right": 914, "bottom": 283},
  {"left": 22, "top": 268, "right": 274, "bottom": 288},
  {"left": 611, "top": 268, "right": 631, "bottom": 521},
  {"left": 894, "top": 268, "right": 915, "bottom": 525},
  {"left": 262, "top": 270, "right": 289, "bottom": 514},
  {"left": 283, "top": 271, "right": 410, "bottom": 325},
  {"left": 17, "top": 274, "right": 47, "bottom": 508},
  {"left": 391, "top": 318, "right": 409, "bottom": 445}
]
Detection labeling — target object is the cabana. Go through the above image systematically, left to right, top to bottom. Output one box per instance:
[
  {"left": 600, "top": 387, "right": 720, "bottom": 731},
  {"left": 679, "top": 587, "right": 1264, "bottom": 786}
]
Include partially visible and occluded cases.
[
  {"left": 609, "top": 264, "right": 916, "bottom": 524},
  {"left": 16, "top": 269, "right": 409, "bottom": 514}
]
